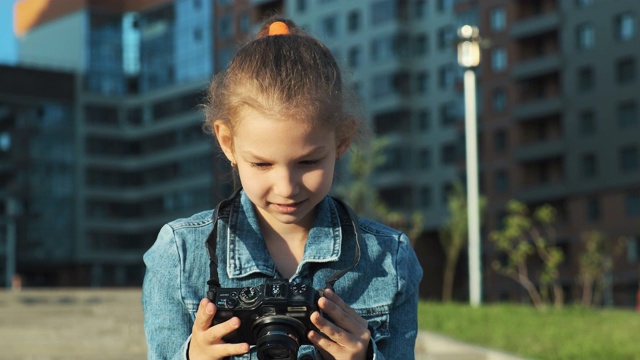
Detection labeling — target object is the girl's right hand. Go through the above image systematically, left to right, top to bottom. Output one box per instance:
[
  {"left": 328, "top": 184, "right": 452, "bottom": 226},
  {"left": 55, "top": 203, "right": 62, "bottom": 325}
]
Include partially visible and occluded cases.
[{"left": 188, "top": 298, "right": 250, "bottom": 360}]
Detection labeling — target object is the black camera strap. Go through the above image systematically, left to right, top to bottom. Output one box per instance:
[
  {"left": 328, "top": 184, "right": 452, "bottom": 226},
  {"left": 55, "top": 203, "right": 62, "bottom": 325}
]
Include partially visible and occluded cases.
[{"left": 205, "top": 189, "right": 362, "bottom": 299}]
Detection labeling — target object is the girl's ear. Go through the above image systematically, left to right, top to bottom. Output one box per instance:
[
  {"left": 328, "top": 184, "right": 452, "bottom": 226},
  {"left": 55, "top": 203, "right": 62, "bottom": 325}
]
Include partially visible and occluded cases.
[
  {"left": 336, "top": 115, "right": 357, "bottom": 158},
  {"left": 214, "top": 121, "right": 235, "bottom": 162},
  {"left": 336, "top": 136, "right": 352, "bottom": 159}
]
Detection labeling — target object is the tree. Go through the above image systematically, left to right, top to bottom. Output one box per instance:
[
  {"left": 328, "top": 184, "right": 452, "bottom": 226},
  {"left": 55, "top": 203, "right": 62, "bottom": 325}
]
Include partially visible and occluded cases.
[
  {"left": 335, "top": 138, "right": 423, "bottom": 246},
  {"left": 438, "top": 181, "right": 486, "bottom": 302},
  {"left": 489, "top": 200, "right": 564, "bottom": 310},
  {"left": 578, "top": 230, "right": 625, "bottom": 307}
]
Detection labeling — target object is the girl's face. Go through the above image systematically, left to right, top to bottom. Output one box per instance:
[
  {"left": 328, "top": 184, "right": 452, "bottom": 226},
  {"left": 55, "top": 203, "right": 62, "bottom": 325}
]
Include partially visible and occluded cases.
[{"left": 215, "top": 108, "right": 350, "bottom": 232}]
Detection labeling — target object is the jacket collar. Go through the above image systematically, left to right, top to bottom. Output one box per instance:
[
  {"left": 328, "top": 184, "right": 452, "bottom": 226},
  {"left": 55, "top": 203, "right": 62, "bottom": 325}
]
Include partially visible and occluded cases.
[{"left": 226, "top": 192, "right": 342, "bottom": 279}]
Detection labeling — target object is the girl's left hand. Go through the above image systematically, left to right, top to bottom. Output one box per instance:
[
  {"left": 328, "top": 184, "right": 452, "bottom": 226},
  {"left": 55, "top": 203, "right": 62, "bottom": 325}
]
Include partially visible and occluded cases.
[{"left": 308, "top": 288, "right": 371, "bottom": 360}]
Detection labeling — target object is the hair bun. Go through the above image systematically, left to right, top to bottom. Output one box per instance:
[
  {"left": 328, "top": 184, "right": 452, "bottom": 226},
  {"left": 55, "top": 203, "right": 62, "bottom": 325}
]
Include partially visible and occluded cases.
[{"left": 268, "top": 21, "right": 290, "bottom": 36}]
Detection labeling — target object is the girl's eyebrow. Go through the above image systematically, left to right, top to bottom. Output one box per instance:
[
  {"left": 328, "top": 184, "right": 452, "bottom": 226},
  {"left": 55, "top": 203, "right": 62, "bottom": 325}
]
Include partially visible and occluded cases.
[{"left": 241, "top": 146, "right": 328, "bottom": 161}]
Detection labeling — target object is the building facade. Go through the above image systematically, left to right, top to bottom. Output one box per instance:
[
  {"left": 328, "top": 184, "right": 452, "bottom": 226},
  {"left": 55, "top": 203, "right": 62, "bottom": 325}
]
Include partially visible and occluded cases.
[{"left": 477, "top": 0, "right": 640, "bottom": 305}]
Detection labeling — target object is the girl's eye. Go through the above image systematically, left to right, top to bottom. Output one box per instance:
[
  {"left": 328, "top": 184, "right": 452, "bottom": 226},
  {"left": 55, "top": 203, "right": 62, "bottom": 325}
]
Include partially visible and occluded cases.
[
  {"left": 300, "top": 160, "right": 320, "bottom": 166},
  {"left": 251, "top": 163, "right": 271, "bottom": 169}
]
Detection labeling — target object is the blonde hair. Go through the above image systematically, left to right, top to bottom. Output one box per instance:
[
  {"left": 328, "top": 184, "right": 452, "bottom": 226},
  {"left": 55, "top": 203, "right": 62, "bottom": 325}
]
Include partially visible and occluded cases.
[{"left": 203, "top": 17, "right": 367, "bottom": 146}]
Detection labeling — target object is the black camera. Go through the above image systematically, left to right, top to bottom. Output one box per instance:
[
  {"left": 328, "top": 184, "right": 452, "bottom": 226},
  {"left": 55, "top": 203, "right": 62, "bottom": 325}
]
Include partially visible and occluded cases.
[
  {"left": 205, "top": 192, "right": 363, "bottom": 359},
  {"left": 210, "top": 279, "right": 321, "bottom": 359}
]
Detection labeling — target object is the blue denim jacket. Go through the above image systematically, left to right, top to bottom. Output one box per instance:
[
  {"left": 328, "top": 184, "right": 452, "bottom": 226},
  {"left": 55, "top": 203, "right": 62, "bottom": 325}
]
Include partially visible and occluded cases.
[{"left": 143, "top": 191, "right": 423, "bottom": 360}]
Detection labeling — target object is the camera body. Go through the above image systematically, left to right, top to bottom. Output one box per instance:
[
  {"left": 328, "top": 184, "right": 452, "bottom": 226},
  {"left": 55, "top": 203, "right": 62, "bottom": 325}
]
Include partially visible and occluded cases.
[{"left": 210, "top": 279, "right": 321, "bottom": 347}]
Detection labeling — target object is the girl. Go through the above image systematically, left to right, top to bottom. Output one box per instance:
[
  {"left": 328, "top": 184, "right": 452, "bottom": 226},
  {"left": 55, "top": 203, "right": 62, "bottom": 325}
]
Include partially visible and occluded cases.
[{"left": 142, "top": 18, "right": 422, "bottom": 360}]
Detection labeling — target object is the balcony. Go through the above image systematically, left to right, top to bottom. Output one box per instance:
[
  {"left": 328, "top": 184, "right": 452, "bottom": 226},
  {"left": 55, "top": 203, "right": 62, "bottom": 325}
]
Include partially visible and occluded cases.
[
  {"left": 511, "top": 11, "right": 560, "bottom": 39},
  {"left": 512, "top": 54, "right": 561, "bottom": 80},
  {"left": 514, "top": 96, "right": 562, "bottom": 121},
  {"left": 514, "top": 138, "right": 564, "bottom": 162},
  {"left": 517, "top": 181, "right": 566, "bottom": 202}
]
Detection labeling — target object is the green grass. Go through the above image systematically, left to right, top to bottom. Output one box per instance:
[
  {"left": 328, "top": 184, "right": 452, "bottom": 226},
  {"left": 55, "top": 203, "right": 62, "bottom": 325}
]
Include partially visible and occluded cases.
[{"left": 418, "top": 301, "right": 640, "bottom": 360}]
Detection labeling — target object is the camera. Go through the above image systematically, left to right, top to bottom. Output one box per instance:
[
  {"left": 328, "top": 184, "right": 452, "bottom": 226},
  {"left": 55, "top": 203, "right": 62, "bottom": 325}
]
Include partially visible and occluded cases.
[
  {"left": 205, "top": 192, "right": 363, "bottom": 359},
  {"left": 210, "top": 279, "right": 321, "bottom": 360}
]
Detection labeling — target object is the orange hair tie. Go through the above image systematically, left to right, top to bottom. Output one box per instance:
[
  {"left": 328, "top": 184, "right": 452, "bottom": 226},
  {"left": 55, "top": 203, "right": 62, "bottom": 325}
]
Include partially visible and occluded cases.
[{"left": 269, "top": 21, "right": 290, "bottom": 36}]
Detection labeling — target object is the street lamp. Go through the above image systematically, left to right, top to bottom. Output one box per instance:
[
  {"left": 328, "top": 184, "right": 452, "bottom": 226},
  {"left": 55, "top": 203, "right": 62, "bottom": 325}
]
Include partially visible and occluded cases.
[{"left": 457, "top": 25, "right": 482, "bottom": 307}]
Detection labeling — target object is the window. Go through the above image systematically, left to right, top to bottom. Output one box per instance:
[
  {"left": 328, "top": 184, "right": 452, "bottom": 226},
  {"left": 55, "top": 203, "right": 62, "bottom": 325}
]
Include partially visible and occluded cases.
[
  {"left": 296, "top": 0, "right": 307, "bottom": 13},
  {"left": 371, "top": 0, "right": 395, "bottom": 24},
  {"left": 415, "top": 0, "right": 427, "bottom": 19},
  {"left": 436, "top": 0, "right": 453, "bottom": 12},
  {"left": 489, "top": 6, "right": 506, "bottom": 31},
  {"left": 347, "top": 10, "right": 360, "bottom": 32},
  {"left": 239, "top": 12, "right": 251, "bottom": 33},
  {"left": 615, "top": 12, "right": 635, "bottom": 41},
  {"left": 218, "top": 15, "right": 233, "bottom": 39},
  {"left": 321, "top": 15, "right": 337, "bottom": 37},
  {"left": 576, "top": 23, "right": 595, "bottom": 50},
  {"left": 437, "top": 26, "right": 455, "bottom": 50},
  {"left": 193, "top": 27, "right": 202, "bottom": 41},
  {"left": 414, "top": 34, "right": 428, "bottom": 55},
  {"left": 370, "top": 36, "right": 393, "bottom": 62},
  {"left": 347, "top": 46, "right": 361, "bottom": 68},
  {"left": 491, "top": 47, "right": 507, "bottom": 72},
  {"left": 616, "top": 57, "right": 636, "bottom": 84},
  {"left": 438, "top": 64, "right": 455, "bottom": 89},
  {"left": 577, "top": 66, "right": 594, "bottom": 92},
  {"left": 416, "top": 71, "right": 429, "bottom": 94},
  {"left": 371, "top": 72, "right": 410, "bottom": 99},
  {"left": 492, "top": 88, "right": 507, "bottom": 112},
  {"left": 439, "top": 101, "right": 458, "bottom": 127},
  {"left": 617, "top": 101, "right": 638, "bottom": 129},
  {"left": 417, "top": 109, "right": 431, "bottom": 131},
  {"left": 579, "top": 110, "right": 596, "bottom": 135},
  {"left": 494, "top": 129, "right": 507, "bottom": 152},
  {"left": 440, "top": 143, "right": 457, "bottom": 165},
  {"left": 620, "top": 145, "right": 639, "bottom": 173},
  {"left": 418, "top": 148, "right": 432, "bottom": 170},
  {"left": 581, "top": 153, "right": 597, "bottom": 178},
  {"left": 495, "top": 170, "right": 509, "bottom": 193},
  {"left": 441, "top": 182, "right": 453, "bottom": 205},
  {"left": 420, "top": 186, "right": 432, "bottom": 208},
  {"left": 625, "top": 192, "right": 640, "bottom": 217},
  {"left": 586, "top": 197, "right": 600, "bottom": 222}
]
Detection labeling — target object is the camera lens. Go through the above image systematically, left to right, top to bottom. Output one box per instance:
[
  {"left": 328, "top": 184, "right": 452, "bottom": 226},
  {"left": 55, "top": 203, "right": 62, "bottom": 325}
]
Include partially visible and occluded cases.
[{"left": 254, "top": 317, "right": 306, "bottom": 360}]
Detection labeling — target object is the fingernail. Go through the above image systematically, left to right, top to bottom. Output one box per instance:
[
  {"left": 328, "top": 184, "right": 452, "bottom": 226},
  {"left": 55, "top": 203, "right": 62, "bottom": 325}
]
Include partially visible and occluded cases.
[
  {"left": 206, "top": 303, "right": 214, "bottom": 314},
  {"left": 231, "top": 317, "right": 241, "bottom": 328}
]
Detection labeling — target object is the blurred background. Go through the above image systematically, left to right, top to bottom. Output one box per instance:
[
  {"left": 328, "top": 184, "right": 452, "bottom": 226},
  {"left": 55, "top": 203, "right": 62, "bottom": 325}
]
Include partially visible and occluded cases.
[{"left": 0, "top": 0, "right": 639, "bottom": 310}]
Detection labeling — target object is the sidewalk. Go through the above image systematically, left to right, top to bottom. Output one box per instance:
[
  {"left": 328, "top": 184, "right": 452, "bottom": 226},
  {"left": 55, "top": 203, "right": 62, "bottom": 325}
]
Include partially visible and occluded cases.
[
  {"left": 0, "top": 289, "right": 528, "bottom": 360},
  {"left": 415, "top": 331, "right": 529, "bottom": 360}
]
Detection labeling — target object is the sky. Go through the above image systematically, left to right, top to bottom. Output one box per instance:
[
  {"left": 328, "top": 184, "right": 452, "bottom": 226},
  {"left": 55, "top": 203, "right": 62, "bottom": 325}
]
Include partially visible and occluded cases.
[{"left": 0, "top": 0, "right": 18, "bottom": 65}]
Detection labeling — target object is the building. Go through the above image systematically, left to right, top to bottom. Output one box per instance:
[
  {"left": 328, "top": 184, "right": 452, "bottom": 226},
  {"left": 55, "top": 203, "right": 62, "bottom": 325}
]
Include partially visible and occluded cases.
[
  {"left": 7, "top": 0, "right": 639, "bottom": 305},
  {"left": 8, "top": 0, "right": 232, "bottom": 286},
  {"left": 477, "top": 0, "right": 640, "bottom": 305},
  {"left": 0, "top": 65, "right": 78, "bottom": 286}
]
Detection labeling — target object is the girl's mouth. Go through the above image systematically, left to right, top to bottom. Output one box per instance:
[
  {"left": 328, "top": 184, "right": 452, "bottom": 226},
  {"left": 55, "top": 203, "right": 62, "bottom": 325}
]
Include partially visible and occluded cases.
[{"left": 271, "top": 200, "right": 304, "bottom": 214}]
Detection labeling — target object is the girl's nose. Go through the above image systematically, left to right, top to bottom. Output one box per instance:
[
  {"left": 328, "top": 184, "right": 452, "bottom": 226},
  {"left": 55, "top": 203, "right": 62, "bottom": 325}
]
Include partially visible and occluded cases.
[{"left": 273, "top": 168, "right": 299, "bottom": 198}]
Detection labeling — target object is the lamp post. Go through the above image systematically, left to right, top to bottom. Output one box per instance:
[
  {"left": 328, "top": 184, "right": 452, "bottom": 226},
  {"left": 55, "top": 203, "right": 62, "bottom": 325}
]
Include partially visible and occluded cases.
[{"left": 457, "top": 25, "right": 482, "bottom": 307}]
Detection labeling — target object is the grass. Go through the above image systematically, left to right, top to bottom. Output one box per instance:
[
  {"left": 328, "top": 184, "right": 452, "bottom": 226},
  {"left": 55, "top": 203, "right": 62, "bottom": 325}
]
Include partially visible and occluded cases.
[{"left": 418, "top": 301, "right": 640, "bottom": 360}]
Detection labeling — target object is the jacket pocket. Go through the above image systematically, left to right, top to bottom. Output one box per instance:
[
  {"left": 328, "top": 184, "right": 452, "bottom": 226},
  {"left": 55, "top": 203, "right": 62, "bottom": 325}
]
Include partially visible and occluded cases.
[{"left": 361, "top": 312, "right": 390, "bottom": 342}]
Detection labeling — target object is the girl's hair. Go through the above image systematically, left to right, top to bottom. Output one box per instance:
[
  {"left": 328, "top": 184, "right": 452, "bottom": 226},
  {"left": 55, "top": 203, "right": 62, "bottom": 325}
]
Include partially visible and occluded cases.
[{"left": 203, "top": 16, "right": 367, "bottom": 145}]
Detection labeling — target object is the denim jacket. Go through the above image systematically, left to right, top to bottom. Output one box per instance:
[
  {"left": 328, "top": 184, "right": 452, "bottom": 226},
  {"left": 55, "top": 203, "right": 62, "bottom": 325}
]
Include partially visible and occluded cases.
[{"left": 142, "top": 191, "right": 423, "bottom": 360}]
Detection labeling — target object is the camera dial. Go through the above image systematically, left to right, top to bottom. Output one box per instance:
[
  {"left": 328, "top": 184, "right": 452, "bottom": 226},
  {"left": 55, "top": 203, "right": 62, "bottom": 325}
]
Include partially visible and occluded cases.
[{"left": 240, "top": 287, "right": 258, "bottom": 303}]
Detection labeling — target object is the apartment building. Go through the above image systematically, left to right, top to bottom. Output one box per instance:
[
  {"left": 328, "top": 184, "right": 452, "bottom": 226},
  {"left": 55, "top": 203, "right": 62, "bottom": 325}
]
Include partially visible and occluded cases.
[{"left": 478, "top": 0, "right": 640, "bottom": 305}]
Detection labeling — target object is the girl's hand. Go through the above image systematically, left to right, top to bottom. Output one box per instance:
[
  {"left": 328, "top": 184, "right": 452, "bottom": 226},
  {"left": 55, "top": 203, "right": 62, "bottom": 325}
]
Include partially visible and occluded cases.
[
  {"left": 308, "top": 289, "right": 371, "bottom": 360},
  {"left": 188, "top": 298, "right": 250, "bottom": 360}
]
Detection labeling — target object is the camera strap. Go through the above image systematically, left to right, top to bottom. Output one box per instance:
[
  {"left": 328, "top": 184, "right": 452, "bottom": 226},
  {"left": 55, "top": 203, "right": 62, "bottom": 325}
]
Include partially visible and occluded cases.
[{"left": 205, "top": 189, "right": 362, "bottom": 299}]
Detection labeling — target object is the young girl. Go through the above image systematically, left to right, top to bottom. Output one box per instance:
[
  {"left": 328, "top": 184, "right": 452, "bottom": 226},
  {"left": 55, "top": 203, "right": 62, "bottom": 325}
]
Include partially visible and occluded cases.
[{"left": 142, "top": 18, "right": 422, "bottom": 360}]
